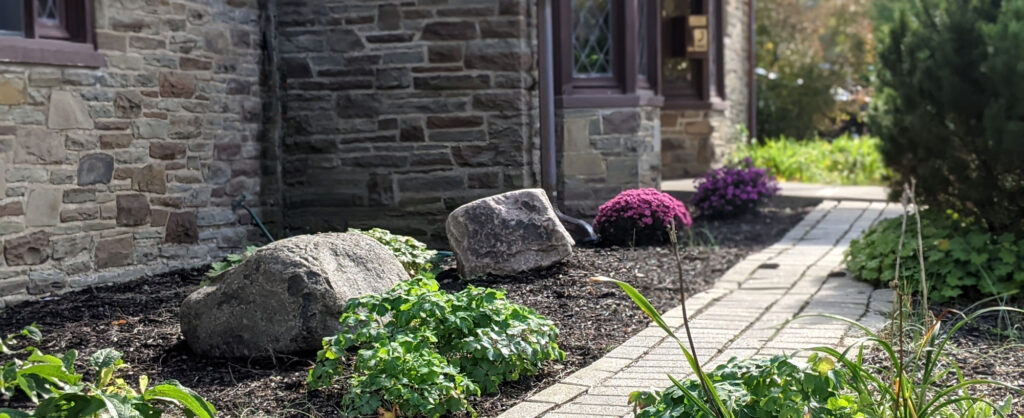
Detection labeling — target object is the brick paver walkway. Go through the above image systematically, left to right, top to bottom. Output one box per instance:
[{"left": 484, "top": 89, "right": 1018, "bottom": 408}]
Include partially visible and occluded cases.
[{"left": 500, "top": 200, "right": 901, "bottom": 418}]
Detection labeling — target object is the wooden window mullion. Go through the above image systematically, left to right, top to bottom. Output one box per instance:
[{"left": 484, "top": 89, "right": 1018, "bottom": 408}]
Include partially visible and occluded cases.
[
  {"left": 25, "top": 0, "right": 37, "bottom": 38},
  {"left": 623, "top": 0, "right": 638, "bottom": 94},
  {"left": 650, "top": 0, "right": 663, "bottom": 94},
  {"left": 700, "top": 0, "right": 711, "bottom": 101},
  {"left": 715, "top": 0, "right": 725, "bottom": 99}
]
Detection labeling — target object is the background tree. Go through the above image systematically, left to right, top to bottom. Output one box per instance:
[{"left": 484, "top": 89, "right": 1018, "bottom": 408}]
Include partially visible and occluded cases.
[
  {"left": 756, "top": 0, "right": 875, "bottom": 139},
  {"left": 871, "top": 0, "right": 1024, "bottom": 233}
]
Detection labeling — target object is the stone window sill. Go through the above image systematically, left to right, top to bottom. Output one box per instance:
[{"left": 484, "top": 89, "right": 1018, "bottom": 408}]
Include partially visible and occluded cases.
[
  {"left": 0, "top": 37, "right": 105, "bottom": 68},
  {"left": 557, "top": 93, "right": 665, "bottom": 109},
  {"left": 663, "top": 96, "right": 728, "bottom": 111}
]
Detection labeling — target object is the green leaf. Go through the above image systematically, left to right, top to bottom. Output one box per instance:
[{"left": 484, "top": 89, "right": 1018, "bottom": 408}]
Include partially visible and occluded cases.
[
  {"left": 19, "top": 326, "right": 41, "bottom": 343},
  {"left": 89, "top": 348, "right": 123, "bottom": 371},
  {"left": 60, "top": 350, "right": 77, "bottom": 375},
  {"left": 19, "top": 364, "right": 81, "bottom": 386},
  {"left": 144, "top": 380, "right": 217, "bottom": 418},
  {"left": 33, "top": 393, "right": 107, "bottom": 417},
  {"left": 99, "top": 393, "right": 143, "bottom": 418},
  {"left": 0, "top": 409, "right": 31, "bottom": 418}
]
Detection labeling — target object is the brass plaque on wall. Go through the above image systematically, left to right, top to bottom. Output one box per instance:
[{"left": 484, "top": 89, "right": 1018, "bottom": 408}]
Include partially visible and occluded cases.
[
  {"left": 688, "top": 15, "right": 708, "bottom": 27},
  {"left": 689, "top": 28, "right": 708, "bottom": 52}
]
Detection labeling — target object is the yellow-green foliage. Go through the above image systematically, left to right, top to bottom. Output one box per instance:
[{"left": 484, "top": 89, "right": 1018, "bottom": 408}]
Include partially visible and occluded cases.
[{"left": 734, "top": 135, "right": 888, "bottom": 186}]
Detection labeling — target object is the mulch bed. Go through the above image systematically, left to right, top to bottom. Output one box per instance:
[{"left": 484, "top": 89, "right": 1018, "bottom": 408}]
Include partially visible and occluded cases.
[{"left": 0, "top": 208, "right": 809, "bottom": 417}]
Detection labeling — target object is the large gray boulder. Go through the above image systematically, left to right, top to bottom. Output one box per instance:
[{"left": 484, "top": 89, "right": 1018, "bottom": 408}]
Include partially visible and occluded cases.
[
  {"left": 447, "top": 189, "right": 574, "bottom": 278},
  {"left": 180, "top": 232, "right": 407, "bottom": 357}
]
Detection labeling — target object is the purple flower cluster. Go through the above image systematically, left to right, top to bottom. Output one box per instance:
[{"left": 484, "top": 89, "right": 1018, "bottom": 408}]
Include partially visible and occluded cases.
[
  {"left": 691, "top": 158, "right": 779, "bottom": 218},
  {"left": 594, "top": 188, "right": 692, "bottom": 246}
]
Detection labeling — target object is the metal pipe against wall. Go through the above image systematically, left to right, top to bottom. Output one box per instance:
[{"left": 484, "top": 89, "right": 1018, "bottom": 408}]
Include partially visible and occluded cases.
[
  {"left": 537, "top": 0, "right": 598, "bottom": 244},
  {"left": 538, "top": 0, "right": 558, "bottom": 198},
  {"left": 747, "top": 0, "right": 757, "bottom": 142}
]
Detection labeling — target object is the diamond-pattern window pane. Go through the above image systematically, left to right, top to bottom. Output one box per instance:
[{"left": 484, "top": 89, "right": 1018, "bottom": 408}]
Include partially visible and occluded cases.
[
  {"left": 38, "top": 0, "right": 60, "bottom": 23},
  {"left": 572, "top": 0, "right": 613, "bottom": 77},
  {"left": 637, "top": 0, "right": 648, "bottom": 74}
]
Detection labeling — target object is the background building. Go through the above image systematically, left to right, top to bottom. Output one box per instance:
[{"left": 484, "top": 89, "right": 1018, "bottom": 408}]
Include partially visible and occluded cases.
[{"left": 0, "top": 0, "right": 753, "bottom": 305}]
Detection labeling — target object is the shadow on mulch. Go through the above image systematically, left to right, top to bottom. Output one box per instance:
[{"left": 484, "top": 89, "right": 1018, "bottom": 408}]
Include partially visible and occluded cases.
[{"left": 0, "top": 207, "right": 811, "bottom": 417}]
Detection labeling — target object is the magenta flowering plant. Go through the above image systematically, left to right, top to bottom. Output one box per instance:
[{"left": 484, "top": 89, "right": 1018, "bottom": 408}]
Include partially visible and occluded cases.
[
  {"left": 691, "top": 158, "right": 779, "bottom": 218},
  {"left": 594, "top": 188, "right": 693, "bottom": 246}
]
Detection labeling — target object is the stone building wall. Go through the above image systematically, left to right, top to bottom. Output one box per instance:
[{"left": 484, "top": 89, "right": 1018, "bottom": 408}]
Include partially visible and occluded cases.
[
  {"left": 0, "top": 0, "right": 264, "bottom": 308},
  {"left": 269, "top": 0, "right": 540, "bottom": 244},
  {"left": 723, "top": 0, "right": 752, "bottom": 139},
  {"left": 558, "top": 107, "right": 661, "bottom": 218},
  {"left": 661, "top": 108, "right": 729, "bottom": 178}
]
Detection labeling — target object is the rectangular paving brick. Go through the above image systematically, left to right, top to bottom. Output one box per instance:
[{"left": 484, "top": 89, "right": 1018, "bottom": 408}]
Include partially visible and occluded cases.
[
  {"left": 529, "top": 383, "right": 588, "bottom": 404},
  {"left": 499, "top": 401, "right": 556, "bottom": 418}
]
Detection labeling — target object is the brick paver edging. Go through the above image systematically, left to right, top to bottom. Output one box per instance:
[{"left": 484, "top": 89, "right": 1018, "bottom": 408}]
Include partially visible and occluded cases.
[{"left": 499, "top": 200, "right": 901, "bottom": 418}]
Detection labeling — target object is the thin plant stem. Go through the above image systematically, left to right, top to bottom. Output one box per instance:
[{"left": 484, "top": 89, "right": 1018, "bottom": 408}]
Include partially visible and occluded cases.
[
  {"left": 907, "top": 179, "right": 929, "bottom": 321},
  {"left": 891, "top": 185, "right": 911, "bottom": 417},
  {"left": 668, "top": 223, "right": 721, "bottom": 418}
]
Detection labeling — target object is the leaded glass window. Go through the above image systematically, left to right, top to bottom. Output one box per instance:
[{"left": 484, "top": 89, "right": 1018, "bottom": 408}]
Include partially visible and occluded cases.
[
  {"left": 38, "top": 0, "right": 60, "bottom": 23},
  {"left": 572, "top": 0, "right": 613, "bottom": 77}
]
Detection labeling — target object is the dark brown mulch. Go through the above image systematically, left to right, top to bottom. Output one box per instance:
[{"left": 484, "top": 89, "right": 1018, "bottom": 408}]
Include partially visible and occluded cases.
[
  {"left": 0, "top": 208, "right": 809, "bottom": 417},
  {"left": 862, "top": 303, "right": 1024, "bottom": 416}
]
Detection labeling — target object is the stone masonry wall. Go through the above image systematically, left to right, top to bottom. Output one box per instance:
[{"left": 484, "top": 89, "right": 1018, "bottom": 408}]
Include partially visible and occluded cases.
[
  {"left": 0, "top": 0, "right": 264, "bottom": 307},
  {"left": 271, "top": 0, "right": 539, "bottom": 245},
  {"left": 723, "top": 0, "right": 751, "bottom": 138},
  {"left": 558, "top": 107, "right": 660, "bottom": 218},
  {"left": 661, "top": 108, "right": 730, "bottom": 178}
]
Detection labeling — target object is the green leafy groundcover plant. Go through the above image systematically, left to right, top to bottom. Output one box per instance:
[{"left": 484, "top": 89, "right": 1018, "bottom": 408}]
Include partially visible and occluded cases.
[
  {"left": 733, "top": 135, "right": 888, "bottom": 186},
  {"left": 845, "top": 209, "right": 1024, "bottom": 301},
  {"left": 349, "top": 228, "right": 437, "bottom": 277},
  {"left": 206, "top": 245, "right": 260, "bottom": 278},
  {"left": 308, "top": 273, "right": 564, "bottom": 417},
  {"left": 0, "top": 325, "right": 216, "bottom": 418},
  {"left": 631, "top": 355, "right": 860, "bottom": 417}
]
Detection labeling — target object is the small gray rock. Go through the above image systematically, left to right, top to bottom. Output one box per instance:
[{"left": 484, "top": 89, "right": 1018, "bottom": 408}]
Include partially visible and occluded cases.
[
  {"left": 77, "top": 153, "right": 114, "bottom": 185},
  {"left": 447, "top": 189, "right": 574, "bottom": 278},
  {"left": 179, "top": 232, "right": 408, "bottom": 357}
]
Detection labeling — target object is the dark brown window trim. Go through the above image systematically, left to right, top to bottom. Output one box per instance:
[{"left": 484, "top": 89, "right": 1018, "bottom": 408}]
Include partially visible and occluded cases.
[
  {"left": 0, "top": 0, "right": 103, "bottom": 67},
  {"left": 555, "top": 0, "right": 664, "bottom": 109},
  {"left": 659, "top": 0, "right": 726, "bottom": 108},
  {"left": 0, "top": 37, "right": 105, "bottom": 67},
  {"left": 558, "top": 93, "right": 665, "bottom": 109},
  {"left": 663, "top": 96, "right": 728, "bottom": 111}
]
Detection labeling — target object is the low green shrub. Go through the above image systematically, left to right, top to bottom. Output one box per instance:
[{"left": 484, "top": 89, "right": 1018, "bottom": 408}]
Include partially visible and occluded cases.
[
  {"left": 733, "top": 135, "right": 888, "bottom": 186},
  {"left": 845, "top": 209, "right": 1024, "bottom": 301},
  {"left": 349, "top": 228, "right": 437, "bottom": 276},
  {"left": 206, "top": 245, "right": 260, "bottom": 278},
  {"left": 308, "top": 273, "right": 564, "bottom": 417},
  {"left": 0, "top": 325, "right": 216, "bottom": 418},
  {"left": 631, "top": 355, "right": 859, "bottom": 417}
]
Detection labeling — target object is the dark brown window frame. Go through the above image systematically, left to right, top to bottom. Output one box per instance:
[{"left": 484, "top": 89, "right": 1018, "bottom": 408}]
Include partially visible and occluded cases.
[
  {"left": 0, "top": 0, "right": 104, "bottom": 68},
  {"left": 554, "top": 0, "right": 664, "bottom": 109},
  {"left": 554, "top": 0, "right": 727, "bottom": 110},
  {"left": 661, "top": 0, "right": 726, "bottom": 110}
]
